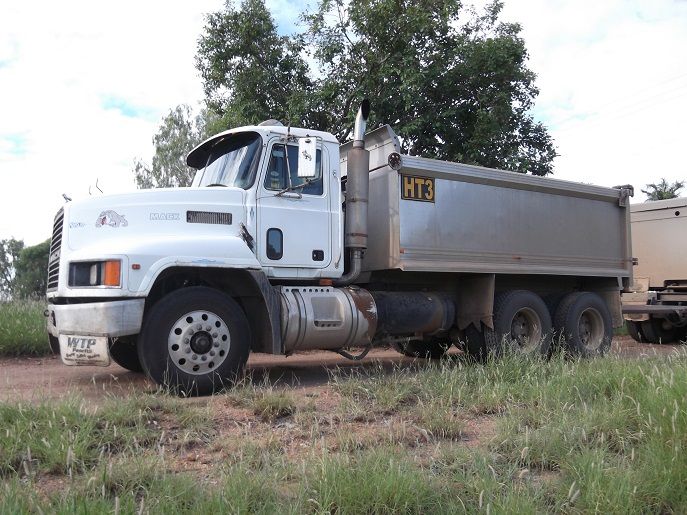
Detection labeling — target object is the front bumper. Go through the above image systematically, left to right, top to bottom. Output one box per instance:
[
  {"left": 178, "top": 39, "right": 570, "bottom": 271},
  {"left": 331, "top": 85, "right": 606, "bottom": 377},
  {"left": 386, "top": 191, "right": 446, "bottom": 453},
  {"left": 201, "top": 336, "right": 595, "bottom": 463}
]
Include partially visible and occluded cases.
[{"left": 46, "top": 299, "right": 145, "bottom": 338}]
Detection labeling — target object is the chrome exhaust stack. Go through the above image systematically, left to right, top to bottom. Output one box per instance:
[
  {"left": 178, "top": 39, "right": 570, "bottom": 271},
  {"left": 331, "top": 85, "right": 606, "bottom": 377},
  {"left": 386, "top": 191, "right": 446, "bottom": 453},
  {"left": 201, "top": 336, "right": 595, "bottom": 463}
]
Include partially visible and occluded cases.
[{"left": 335, "top": 100, "right": 370, "bottom": 286}]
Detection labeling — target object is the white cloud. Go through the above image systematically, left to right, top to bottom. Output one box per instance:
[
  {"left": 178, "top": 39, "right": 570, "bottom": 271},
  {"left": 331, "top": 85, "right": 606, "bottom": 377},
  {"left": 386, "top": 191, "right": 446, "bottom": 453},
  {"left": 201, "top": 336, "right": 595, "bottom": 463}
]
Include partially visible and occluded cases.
[
  {"left": 0, "top": 0, "right": 224, "bottom": 245},
  {"left": 495, "top": 0, "right": 687, "bottom": 196}
]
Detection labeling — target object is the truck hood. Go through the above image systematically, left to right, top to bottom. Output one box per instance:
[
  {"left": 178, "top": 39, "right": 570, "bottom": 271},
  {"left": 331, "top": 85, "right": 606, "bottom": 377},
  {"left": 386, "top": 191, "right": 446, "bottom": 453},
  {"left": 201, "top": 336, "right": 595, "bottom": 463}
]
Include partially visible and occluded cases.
[{"left": 65, "top": 187, "right": 247, "bottom": 252}]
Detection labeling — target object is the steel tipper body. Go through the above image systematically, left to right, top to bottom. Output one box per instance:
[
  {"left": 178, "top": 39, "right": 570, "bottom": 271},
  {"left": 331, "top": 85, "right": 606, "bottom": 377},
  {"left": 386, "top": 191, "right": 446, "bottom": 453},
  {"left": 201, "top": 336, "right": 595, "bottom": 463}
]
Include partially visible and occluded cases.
[
  {"left": 46, "top": 105, "right": 634, "bottom": 394},
  {"left": 622, "top": 198, "right": 687, "bottom": 344}
]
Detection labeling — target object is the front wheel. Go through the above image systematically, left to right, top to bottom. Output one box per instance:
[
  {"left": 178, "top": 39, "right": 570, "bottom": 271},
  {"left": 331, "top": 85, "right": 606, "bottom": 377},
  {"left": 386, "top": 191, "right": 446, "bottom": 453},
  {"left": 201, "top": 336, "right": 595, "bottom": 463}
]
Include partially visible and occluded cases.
[{"left": 138, "top": 287, "right": 251, "bottom": 395}]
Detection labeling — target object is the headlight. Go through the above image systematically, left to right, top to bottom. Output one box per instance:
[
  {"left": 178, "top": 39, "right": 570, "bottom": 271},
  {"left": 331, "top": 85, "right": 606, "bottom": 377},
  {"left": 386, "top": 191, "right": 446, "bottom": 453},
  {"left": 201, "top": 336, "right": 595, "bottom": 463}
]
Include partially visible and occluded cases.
[{"left": 69, "top": 260, "right": 121, "bottom": 287}]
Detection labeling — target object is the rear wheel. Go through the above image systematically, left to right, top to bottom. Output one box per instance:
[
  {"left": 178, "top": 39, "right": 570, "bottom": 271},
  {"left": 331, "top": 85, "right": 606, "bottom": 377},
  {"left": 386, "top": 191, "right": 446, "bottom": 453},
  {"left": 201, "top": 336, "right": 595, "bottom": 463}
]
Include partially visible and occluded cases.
[
  {"left": 138, "top": 286, "right": 251, "bottom": 396},
  {"left": 488, "top": 290, "right": 553, "bottom": 356},
  {"left": 554, "top": 292, "right": 612, "bottom": 357},
  {"left": 640, "top": 317, "right": 677, "bottom": 344},
  {"left": 109, "top": 336, "right": 143, "bottom": 372}
]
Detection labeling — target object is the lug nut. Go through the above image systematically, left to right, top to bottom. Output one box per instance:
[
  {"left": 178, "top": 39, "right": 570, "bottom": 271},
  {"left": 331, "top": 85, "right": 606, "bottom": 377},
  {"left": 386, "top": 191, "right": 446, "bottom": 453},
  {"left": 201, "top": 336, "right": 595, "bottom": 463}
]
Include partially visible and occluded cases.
[
  {"left": 205, "top": 326, "right": 211, "bottom": 331},
  {"left": 212, "top": 333, "right": 218, "bottom": 338},
  {"left": 213, "top": 342, "right": 220, "bottom": 347},
  {"left": 185, "top": 348, "right": 191, "bottom": 354},
  {"left": 210, "top": 350, "right": 215, "bottom": 356},
  {"left": 192, "top": 354, "right": 198, "bottom": 360},
  {"left": 201, "top": 355, "right": 207, "bottom": 361}
]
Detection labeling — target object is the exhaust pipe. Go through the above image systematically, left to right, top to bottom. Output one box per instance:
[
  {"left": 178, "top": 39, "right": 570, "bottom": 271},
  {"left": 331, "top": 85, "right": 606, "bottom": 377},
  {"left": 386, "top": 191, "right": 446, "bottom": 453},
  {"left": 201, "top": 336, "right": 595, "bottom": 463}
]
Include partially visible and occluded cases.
[{"left": 335, "top": 100, "right": 370, "bottom": 286}]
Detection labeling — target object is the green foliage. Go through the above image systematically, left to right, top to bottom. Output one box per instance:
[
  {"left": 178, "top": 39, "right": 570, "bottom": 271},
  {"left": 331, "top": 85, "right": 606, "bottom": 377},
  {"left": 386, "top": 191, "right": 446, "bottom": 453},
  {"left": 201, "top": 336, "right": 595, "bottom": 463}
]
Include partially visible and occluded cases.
[
  {"left": 196, "top": 0, "right": 555, "bottom": 174},
  {"left": 196, "top": 0, "right": 313, "bottom": 130},
  {"left": 302, "top": 0, "right": 556, "bottom": 174},
  {"left": 133, "top": 105, "right": 212, "bottom": 188},
  {"left": 641, "top": 178, "right": 684, "bottom": 201},
  {"left": 0, "top": 238, "right": 23, "bottom": 299},
  {"left": 12, "top": 239, "right": 49, "bottom": 299},
  {"left": 0, "top": 300, "right": 48, "bottom": 356}
]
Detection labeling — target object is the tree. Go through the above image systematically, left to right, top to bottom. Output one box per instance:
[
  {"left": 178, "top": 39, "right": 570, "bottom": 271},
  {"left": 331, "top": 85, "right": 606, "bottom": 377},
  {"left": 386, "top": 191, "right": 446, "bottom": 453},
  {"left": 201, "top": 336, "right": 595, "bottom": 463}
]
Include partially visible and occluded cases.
[
  {"left": 135, "top": 0, "right": 557, "bottom": 187},
  {"left": 196, "top": 0, "right": 314, "bottom": 131},
  {"left": 200, "top": 0, "right": 555, "bottom": 174},
  {"left": 302, "top": 0, "right": 556, "bottom": 174},
  {"left": 133, "top": 105, "right": 210, "bottom": 189},
  {"left": 641, "top": 179, "right": 684, "bottom": 201},
  {"left": 0, "top": 238, "right": 24, "bottom": 300},
  {"left": 13, "top": 239, "right": 50, "bottom": 299}
]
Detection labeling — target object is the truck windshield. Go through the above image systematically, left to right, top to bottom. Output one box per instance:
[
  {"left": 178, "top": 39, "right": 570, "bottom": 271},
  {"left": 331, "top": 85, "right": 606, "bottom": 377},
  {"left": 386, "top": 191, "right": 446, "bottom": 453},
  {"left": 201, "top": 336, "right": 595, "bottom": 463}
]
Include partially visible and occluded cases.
[{"left": 197, "top": 132, "right": 262, "bottom": 189}]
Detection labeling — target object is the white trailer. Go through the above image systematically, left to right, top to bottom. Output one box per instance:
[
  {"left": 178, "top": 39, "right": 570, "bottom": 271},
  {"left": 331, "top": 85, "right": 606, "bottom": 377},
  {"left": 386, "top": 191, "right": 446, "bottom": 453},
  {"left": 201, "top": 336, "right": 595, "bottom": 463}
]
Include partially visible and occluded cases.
[
  {"left": 46, "top": 102, "right": 634, "bottom": 394},
  {"left": 622, "top": 198, "right": 687, "bottom": 343}
]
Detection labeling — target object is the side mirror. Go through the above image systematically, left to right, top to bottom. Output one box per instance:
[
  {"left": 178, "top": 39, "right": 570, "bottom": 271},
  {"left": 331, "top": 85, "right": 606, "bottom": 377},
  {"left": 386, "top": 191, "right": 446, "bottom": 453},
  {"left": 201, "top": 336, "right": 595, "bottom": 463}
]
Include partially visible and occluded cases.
[{"left": 297, "top": 137, "right": 317, "bottom": 178}]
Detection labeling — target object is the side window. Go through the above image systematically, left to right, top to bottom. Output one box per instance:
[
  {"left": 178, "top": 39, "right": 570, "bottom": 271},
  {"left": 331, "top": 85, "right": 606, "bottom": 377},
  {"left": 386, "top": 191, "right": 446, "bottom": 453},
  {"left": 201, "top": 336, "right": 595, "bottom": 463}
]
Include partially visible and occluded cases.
[
  {"left": 264, "top": 144, "right": 323, "bottom": 195},
  {"left": 266, "top": 228, "right": 283, "bottom": 260}
]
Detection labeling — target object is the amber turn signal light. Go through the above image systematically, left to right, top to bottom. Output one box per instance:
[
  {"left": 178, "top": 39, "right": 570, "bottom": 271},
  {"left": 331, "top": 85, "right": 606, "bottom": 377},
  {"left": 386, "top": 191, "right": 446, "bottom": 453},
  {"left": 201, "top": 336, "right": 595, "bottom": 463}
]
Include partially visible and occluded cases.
[{"left": 102, "top": 260, "right": 121, "bottom": 287}]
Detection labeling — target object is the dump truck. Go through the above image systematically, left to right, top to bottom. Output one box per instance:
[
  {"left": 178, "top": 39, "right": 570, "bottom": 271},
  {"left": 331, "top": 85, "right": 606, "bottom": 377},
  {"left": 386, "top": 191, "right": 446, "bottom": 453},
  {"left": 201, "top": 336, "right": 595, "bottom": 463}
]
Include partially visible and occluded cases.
[
  {"left": 46, "top": 102, "right": 635, "bottom": 394},
  {"left": 622, "top": 197, "right": 687, "bottom": 343}
]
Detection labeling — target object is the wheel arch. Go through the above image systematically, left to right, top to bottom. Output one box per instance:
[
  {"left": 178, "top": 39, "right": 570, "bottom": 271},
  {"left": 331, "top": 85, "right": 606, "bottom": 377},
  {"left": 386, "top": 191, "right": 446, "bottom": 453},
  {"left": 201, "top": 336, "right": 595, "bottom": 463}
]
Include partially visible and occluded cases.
[{"left": 144, "top": 266, "right": 282, "bottom": 354}]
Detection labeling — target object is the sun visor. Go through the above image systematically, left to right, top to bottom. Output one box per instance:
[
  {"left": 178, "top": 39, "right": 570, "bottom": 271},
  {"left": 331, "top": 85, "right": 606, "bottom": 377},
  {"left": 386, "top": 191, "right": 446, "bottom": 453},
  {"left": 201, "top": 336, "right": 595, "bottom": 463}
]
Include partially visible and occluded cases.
[{"left": 186, "top": 131, "right": 261, "bottom": 169}]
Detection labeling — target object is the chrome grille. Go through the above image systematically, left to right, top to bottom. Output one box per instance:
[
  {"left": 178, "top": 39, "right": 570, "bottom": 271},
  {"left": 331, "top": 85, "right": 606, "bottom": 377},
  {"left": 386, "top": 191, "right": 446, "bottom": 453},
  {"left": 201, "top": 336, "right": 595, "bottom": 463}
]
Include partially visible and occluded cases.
[{"left": 46, "top": 208, "right": 64, "bottom": 292}]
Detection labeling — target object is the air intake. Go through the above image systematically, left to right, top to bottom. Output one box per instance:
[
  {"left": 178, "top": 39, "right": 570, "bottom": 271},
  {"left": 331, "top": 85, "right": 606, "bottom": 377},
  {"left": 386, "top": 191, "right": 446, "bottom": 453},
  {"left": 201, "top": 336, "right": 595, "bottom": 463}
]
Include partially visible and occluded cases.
[{"left": 187, "top": 211, "right": 232, "bottom": 225}]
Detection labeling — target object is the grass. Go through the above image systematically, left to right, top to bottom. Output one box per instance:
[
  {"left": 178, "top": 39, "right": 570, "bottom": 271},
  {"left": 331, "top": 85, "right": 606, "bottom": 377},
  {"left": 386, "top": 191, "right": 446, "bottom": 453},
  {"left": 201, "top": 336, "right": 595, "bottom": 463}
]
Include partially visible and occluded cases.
[
  {"left": 0, "top": 299, "right": 50, "bottom": 356},
  {"left": 1, "top": 349, "right": 687, "bottom": 512}
]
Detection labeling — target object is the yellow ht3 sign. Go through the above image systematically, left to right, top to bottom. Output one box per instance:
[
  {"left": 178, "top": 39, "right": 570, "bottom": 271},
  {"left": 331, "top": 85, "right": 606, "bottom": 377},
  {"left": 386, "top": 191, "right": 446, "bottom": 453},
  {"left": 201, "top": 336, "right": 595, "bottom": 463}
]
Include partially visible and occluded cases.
[{"left": 402, "top": 175, "right": 435, "bottom": 202}]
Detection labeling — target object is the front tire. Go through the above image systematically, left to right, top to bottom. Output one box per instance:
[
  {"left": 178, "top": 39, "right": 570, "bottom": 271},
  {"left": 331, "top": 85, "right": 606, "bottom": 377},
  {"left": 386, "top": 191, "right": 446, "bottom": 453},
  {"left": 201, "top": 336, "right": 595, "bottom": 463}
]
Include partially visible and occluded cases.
[{"left": 138, "top": 287, "right": 250, "bottom": 395}]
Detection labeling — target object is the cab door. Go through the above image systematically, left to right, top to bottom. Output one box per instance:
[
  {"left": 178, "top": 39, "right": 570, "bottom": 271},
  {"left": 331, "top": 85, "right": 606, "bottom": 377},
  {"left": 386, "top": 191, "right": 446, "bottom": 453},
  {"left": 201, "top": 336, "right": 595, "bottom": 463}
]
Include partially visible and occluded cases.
[{"left": 256, "top": 139, "right": 331, "bottom": 272}]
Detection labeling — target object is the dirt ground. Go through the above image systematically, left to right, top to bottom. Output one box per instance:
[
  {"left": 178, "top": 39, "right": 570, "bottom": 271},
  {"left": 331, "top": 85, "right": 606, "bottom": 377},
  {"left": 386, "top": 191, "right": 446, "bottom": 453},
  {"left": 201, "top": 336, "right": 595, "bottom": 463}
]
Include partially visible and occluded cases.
[{"left": 0, "top": 336, "right": 682, "bottom": 404}]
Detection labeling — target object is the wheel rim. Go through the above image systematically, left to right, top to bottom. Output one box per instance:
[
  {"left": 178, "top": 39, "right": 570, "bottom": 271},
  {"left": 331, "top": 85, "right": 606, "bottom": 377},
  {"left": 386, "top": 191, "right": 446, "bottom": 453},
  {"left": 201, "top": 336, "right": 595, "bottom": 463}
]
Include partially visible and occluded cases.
[
  {"left": 509, "top": 307, "right": 542, "bottom": 352},
  {"left": 578, "top": 308, "right": 604, "bottom": 350},
  {"left": 168, "top": 310, "right": 231, "bottom": 375}
]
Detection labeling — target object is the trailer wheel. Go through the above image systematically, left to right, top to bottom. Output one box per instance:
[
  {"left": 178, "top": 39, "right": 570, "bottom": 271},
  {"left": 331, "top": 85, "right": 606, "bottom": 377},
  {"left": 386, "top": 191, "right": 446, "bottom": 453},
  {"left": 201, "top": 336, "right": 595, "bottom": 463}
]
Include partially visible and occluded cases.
[
  {"left": 138, "top": 286, "right": 250, "bottom": 395},
  {"left": 490, "top": 290, "right": 553, "bottom": 356},
  {"left": 554, "top": 292, "right": 612, "bottom": 357},
  {"left": 640, "top": 317, "right": 676, "bottom": 344},
  {"left": 626, "top": 321, "right": 644, "bottom": 343},
  {"left": 109, "top": 336, "right": 143, "bottom": 373},
  {"left": 394, "top": 339, "right": 450, "bottom": 359}
]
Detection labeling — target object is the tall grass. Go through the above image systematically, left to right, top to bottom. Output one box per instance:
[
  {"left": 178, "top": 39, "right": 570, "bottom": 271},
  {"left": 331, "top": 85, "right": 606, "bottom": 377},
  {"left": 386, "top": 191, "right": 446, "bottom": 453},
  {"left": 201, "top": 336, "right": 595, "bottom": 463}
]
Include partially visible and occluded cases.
[
  {"left": 0, "top": 299, "right": 50, "bottom": 356},
  {"left": 1, "top": 350, "right": 686, "bottom": 512}
]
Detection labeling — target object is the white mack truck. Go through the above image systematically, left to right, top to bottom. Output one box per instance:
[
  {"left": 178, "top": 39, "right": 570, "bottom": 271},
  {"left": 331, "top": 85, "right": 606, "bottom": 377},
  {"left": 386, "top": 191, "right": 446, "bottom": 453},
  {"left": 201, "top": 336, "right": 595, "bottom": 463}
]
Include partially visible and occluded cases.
[{"left": 46, "top": 102, "right": 634, "bottom": 394}]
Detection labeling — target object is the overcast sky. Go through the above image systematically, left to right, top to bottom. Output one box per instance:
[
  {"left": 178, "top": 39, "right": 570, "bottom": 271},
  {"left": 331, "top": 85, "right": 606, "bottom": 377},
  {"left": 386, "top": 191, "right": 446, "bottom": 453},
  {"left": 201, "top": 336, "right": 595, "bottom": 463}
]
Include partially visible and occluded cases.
[{"left": 1, "top": 0, "right": 686, "bottom": 245}]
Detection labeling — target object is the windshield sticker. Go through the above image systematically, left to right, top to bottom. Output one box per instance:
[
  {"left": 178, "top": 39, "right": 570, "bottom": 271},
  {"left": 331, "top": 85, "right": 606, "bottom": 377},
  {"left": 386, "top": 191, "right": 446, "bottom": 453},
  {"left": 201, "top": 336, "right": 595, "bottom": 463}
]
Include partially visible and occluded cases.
[{"left": 95, "top": 210, "right": 128, "bottom": 228}]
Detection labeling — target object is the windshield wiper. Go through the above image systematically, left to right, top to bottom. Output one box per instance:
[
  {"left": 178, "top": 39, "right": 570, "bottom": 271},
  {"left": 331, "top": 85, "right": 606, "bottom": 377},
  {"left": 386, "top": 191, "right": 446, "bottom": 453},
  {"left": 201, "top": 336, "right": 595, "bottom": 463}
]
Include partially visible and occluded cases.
[{"left": 275, "top": 177, "right": 321, "bottom": 197}]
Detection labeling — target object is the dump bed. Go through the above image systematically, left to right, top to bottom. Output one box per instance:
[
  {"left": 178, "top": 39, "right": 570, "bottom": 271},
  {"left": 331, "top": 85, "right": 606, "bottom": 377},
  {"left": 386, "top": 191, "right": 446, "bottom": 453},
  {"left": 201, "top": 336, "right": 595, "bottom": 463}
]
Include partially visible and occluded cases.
[
  {"left": 341, "top": 126, "right": 633, "bottom": 281},
  {"left": 630, "top": 198, "right": 687, "bottom": 288}
]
